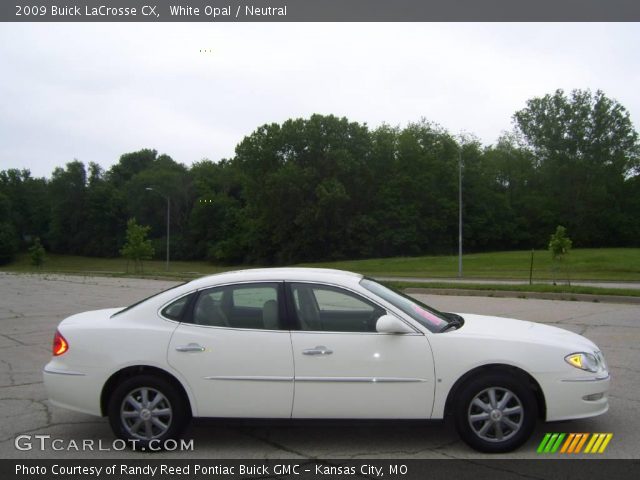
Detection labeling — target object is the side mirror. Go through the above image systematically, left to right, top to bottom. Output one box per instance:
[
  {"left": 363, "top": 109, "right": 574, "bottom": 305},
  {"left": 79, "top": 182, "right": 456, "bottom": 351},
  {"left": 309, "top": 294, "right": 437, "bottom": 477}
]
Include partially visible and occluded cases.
[{"left": 376, "top": 314, "right": 414, "bottom": 334}]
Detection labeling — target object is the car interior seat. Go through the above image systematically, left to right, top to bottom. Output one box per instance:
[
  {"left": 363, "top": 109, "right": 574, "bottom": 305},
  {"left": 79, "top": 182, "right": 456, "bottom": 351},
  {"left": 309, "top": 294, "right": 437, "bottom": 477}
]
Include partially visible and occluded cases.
[{"left": 262, "top": 299, "right": 279, "bottom": 330}]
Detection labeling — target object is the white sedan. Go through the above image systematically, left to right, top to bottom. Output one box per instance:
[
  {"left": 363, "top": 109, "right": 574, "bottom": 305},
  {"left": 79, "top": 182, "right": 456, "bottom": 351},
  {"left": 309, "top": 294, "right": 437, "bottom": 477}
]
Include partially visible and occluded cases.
[{"left": 43, "top": 268, "right": 610, "bottom": 452}]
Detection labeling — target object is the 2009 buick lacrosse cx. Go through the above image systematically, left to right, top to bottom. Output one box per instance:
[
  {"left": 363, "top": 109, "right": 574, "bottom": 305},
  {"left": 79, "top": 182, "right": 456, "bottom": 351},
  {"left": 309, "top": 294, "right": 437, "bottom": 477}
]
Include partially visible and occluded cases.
[{"left": 44, "top": 268, "right": 610, "bottom": 452}]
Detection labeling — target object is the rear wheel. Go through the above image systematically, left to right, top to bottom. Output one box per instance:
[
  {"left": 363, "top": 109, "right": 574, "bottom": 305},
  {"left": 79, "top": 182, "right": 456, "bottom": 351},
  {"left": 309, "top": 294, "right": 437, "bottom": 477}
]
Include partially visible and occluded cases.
[
  {"left": 454, "top": 372, "right": 537, "bottom": 453},
  {"left": 107, "top": 375, "right": 190, "bottom": 449}
]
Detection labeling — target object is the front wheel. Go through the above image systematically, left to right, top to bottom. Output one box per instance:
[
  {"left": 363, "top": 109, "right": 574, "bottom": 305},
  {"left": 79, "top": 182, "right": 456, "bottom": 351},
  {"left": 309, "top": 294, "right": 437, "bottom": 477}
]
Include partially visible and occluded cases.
[
  {"left": 454, "top": 372, "right": 537, "bottom": 453},
  {"left": 107, "top": 375, "right": 190, "bottom": 449}
]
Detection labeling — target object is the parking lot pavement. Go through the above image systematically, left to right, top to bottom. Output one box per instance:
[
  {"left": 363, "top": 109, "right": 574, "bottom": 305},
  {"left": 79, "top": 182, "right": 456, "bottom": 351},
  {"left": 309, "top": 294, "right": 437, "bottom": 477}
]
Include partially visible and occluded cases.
[{"left": 0, "top": 273, "right": 638, "bottom": 459}]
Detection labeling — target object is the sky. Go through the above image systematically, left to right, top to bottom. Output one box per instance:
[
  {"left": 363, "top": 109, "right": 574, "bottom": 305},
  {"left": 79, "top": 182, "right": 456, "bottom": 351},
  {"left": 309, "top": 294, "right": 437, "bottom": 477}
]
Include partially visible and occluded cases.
[{"left": 0, "top": 22, "right": 639, "bottom": 178}]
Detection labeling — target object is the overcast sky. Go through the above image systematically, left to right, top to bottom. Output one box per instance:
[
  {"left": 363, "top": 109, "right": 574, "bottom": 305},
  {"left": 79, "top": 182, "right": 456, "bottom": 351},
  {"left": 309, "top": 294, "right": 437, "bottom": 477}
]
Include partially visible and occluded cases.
[{"left": 0, "top": 22, "right": 638, "bottom": 178}]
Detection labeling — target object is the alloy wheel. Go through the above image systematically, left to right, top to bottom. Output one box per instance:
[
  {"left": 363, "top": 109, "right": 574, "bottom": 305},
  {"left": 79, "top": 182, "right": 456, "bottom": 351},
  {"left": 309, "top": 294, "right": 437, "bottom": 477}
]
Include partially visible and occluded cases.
[
  {"left": 467, "top": 386, "right": 524, "bottom": 443},
  {"left": 120, "top": 387, "right": 173, "bottom": 440}
]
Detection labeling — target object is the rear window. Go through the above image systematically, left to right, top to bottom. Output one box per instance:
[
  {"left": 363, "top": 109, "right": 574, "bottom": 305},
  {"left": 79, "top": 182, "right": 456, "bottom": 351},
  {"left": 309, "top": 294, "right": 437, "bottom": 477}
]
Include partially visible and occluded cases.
[
  {"left": 111, "top": 282, "right": 187, "bottom": 317},
  {"left": 161, "top": 293, "right": 195, "bottom": 321}
]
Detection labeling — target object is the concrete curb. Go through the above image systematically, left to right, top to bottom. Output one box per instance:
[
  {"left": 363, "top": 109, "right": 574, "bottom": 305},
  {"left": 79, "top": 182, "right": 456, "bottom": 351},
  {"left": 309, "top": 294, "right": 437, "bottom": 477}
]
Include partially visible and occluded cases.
[{"left": 403, "top": 287, "right": 640, "bottom": 305}]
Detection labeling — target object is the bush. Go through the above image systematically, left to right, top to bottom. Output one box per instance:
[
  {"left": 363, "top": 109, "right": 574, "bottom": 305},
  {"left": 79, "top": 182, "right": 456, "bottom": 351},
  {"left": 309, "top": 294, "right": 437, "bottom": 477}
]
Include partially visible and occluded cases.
[{"left": 29, "top": 237, "right": 46, "bottom": 267}]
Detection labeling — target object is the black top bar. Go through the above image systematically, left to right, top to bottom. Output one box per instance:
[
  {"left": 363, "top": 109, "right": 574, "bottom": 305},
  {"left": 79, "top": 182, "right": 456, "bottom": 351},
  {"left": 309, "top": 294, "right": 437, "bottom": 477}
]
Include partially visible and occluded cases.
[{"left": 2, "top": 0, "right": 640, "bottom": 22}]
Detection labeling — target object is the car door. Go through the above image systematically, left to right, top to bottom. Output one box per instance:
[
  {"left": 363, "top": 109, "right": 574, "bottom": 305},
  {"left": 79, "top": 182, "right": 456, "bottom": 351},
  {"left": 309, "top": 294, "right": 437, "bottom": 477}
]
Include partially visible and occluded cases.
[
  {"left": 167, "top": 282, "right": 294, "bottom": 418},
  {"left": 287, "top": 282, "right": 435, "bottom": 419}
]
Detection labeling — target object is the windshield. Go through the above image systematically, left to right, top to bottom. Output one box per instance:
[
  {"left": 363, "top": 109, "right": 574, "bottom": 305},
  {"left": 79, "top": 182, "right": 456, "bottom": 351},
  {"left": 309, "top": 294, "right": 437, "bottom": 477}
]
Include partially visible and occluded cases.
[
  {"left": 360, "top": 278, "right": 450, "bottom": 332},
  {"left": 110, "top": 281, "right": 187, "bottom": 317}
]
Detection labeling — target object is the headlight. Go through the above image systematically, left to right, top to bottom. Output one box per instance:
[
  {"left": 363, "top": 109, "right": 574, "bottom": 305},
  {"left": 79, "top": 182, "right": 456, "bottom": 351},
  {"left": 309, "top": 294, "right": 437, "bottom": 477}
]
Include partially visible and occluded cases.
[{"left": 565, "top": 352, "right": 603, "bottom": 373}]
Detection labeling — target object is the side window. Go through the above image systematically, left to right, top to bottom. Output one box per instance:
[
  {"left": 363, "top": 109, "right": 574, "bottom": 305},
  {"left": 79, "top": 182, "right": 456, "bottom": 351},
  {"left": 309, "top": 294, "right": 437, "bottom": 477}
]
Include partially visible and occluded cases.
[
  {"left": 190, "top": 283, "right": 281, "bottom": 330},
  {"left": 290, "top": 283, "right": 385, "bottom": 333},
  {"left": 233, "top": 287, "right": 277, "bottom": 308},
  {"left": 161, "top": 293, "right": 194, "bottom": 321}
]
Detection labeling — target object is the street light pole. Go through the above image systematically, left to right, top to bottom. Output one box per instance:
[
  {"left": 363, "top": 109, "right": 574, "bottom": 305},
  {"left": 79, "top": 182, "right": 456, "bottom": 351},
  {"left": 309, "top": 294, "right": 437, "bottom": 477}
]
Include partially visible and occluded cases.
[
  {"left": 458, "top": 147, "right": 463, "bottom": 279},
  {"left": 145, "top": 187, "right": 170, "bottom": 271},
  {"left": 165, "top": 196, "right": 170, "bottom": 271}
]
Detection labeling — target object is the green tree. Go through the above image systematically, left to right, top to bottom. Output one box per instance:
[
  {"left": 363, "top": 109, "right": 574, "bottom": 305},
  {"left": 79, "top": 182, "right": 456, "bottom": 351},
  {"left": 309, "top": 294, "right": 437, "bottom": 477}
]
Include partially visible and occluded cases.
[
  {"left": 514, "top": 89, "right": 640, "bottom": 246},
  {"left": 234, "top": 114, "right": 374, "bottom": 263},
  {"left": 372, "top": 121, "right": 458, "bottom": 256},
  {"left": 481, "top": 134, "right": 541, "bottom": 248},
  {"left": 107, "top": 149, "right": 158, "bottom": 187},
  {"left": 123, "top": 153, "right": 193, "bottom": 260},
  {"left": 188, "top": 159, "right": 246, "bottom": 263},
  {"left": 48, "top": 160, "right": 88, "bottom": 254},
  {"left": 81, "top": 162, "right": 127, "bottom": 257},
  {"left": 0, "top": 169, "right": 49, "bottom": 249},
  {"left": 0, "top": 192, "right": 18, "bottom": 264},
  {"left": 120, "top": 218, "right": 155, "bottom": 273},
  {"left": 0, "top": 223, "right": 18, "bottom": 265},
  {"left": 548, "top": 225, "right": 573, "bottom": 285},
  {"left": 29, "top": 237, "right": 45, "bottom": 268}
]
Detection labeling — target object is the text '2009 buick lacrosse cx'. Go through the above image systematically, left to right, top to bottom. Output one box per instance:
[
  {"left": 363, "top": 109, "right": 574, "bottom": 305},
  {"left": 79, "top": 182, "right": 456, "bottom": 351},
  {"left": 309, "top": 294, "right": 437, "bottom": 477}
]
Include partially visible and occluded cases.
[{"left": 44, "top": 268, "right": 610, "bottom": 452}]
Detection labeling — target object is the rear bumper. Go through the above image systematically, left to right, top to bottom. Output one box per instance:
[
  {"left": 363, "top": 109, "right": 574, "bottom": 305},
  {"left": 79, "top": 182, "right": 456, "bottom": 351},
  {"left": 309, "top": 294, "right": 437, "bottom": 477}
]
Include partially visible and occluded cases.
[
  {"left": 43, "top": 364, "right": 102, "bottom": 417},
  {"left": 537, "top": 372, "right": 610, "bottom": 421}
]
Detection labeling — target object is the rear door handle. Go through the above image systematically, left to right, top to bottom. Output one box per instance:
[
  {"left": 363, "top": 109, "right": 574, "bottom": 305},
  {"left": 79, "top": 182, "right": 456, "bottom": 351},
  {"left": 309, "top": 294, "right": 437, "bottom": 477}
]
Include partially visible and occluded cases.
[
  {"left": 175, "top": 343, "right": 205, "bottom": 353},
  {"left": 303, "top": 345, "right": 333, "bottom": 355}
]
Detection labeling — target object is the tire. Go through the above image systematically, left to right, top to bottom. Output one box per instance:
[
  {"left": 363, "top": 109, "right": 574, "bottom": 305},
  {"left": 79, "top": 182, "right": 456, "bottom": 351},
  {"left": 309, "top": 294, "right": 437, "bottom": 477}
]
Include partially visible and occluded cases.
[
  {"left": 453, "top": 372, "right": 537, "bottom": 453},
  {"left": 107, "top": 374, "right": 190, "bottom": 449}
]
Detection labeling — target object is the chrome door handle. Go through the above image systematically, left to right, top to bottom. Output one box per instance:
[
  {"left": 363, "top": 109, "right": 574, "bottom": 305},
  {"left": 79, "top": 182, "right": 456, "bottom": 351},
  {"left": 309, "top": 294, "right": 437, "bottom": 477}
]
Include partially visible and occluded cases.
[
  {"left": 175, "top": 343, "right": 205, "bottom": 353},
  {"left": 303, "top": 345, "right": 333, "bottom": 355}
]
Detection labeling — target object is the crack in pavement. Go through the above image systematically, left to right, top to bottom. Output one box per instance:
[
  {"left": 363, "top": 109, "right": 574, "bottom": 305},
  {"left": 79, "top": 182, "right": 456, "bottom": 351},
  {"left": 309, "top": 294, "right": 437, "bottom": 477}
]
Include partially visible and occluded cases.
[
  {"left": 547, "top": 308, "right": 640, "bottom": 327},
  {"left": 541, "top": 322, "right": 590, "bottom": 335},
  {"left": 0, "top": 334, "right": 28, "bottom": 346},
  {"left": 0, "top": 358, "right": 16, "bottom": 386},
  {"left": 609, "top": 365, "right": 640, "bottom": 374},
  {"left": 0, "top": 381, "right": 44, "bottom": 388},
  {"left": 609, "top": 394, "right": 640, "bottom": 405},
  {"left": 0, "top": 397, "right": 45, "bottom": 416},
  {"left": 36, "top": 398, "right": 53, "bottom": 426},
  {"left": 0, "top": 420, "right": 107, "bottom": 444},
  {"left": 241, "top": 428, "right": 311, "bottom": 459},
  {"left": 433, "top": 437, "right": 461, "bottom": 450},
  {"left": 346, "top": 447, "right": 441, "bottom": 459}
]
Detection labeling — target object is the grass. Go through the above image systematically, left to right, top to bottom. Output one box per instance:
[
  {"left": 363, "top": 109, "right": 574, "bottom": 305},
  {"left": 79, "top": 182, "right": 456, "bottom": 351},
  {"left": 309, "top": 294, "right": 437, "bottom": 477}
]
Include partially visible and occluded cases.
[
  {"left": 1, "top": 248, "right": 639, "bottom": 286},
  {"left": 302, "top": 248, "right": 640, "bottom": 281},
  {"left": 0, "top": 253, "right": 236, "bottom": 281},
  {"left": 382, "top": 281, "right": 640, "bottom": 298}
]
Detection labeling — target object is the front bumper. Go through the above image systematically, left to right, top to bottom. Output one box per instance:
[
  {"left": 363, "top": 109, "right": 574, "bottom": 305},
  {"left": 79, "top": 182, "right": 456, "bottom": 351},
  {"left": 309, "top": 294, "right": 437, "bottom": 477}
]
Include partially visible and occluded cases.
[{"left": 537, "top": 371, "right": 610, "bottom": 421}]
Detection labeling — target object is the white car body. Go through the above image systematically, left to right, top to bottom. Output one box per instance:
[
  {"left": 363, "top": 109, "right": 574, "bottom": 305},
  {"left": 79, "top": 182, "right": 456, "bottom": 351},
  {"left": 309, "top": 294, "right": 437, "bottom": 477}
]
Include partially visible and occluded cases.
[{"left": 43, "top": 268, "right": 610, "bottom": 452}]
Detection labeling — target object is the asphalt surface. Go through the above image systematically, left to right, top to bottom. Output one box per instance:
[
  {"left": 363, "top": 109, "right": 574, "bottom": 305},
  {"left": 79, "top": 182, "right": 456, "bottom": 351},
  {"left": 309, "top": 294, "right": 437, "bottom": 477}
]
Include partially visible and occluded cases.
[{"left": 0, "top": 272, "right": 638, "bottom": 459}]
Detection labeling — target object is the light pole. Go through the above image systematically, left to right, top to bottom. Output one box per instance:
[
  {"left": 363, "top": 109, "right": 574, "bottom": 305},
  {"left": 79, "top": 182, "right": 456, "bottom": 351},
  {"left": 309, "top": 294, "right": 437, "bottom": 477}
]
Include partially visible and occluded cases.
[
  {"left": 458, "top": 146, "right": 463, "bottom": 279},
  {"left": 145, "top": 187, "right": 170, "bottom": 271}
]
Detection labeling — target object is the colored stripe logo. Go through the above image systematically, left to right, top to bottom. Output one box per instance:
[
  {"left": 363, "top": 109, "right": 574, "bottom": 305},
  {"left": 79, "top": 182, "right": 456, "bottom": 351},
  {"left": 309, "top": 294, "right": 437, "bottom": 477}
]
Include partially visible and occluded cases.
[{"left": 537, "top": 433, "right": 613, "bottom": 454}]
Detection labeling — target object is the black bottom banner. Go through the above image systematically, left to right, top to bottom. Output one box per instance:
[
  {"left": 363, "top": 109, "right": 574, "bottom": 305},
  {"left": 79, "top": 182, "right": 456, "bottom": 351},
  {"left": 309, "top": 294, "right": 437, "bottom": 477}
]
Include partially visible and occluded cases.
[{"left": 3, "top": 459, "right": 640, "bottom": 480}]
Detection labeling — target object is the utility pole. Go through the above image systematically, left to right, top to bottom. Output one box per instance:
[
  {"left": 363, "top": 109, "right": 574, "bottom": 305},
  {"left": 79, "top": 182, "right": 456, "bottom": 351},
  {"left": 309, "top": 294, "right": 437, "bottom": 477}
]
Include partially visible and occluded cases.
[{"left": 458, "top": 147, "right": 463, "bottom": 278}]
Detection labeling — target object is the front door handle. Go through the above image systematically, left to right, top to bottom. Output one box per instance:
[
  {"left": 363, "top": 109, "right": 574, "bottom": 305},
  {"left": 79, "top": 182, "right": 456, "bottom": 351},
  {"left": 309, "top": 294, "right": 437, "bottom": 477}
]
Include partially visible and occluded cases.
[
  {"left": 175, "top": 343, "right": 205, "bottom": 353},
  {"left": 303, "top": 345, "right": 333, "bottom": 355}
]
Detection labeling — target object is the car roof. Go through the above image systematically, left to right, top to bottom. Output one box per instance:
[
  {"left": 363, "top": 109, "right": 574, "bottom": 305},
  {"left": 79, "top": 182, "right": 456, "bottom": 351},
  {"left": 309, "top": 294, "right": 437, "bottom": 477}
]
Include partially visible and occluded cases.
[{"left": 187, "top": 267, "right": 363, "bottom": 289}]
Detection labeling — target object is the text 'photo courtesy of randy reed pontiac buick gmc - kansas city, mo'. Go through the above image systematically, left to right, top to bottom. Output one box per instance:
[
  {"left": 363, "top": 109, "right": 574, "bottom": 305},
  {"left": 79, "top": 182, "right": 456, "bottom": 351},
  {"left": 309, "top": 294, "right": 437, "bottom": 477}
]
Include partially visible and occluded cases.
[{"left": 43, "top": 268, "right": 610, "bottom": 453}]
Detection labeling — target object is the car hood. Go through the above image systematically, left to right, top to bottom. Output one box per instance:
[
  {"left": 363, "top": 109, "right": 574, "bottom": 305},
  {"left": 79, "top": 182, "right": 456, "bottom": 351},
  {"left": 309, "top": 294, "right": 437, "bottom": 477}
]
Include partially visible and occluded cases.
[{"left": 452, "top": 313, "right": 598, "bottom": 352}]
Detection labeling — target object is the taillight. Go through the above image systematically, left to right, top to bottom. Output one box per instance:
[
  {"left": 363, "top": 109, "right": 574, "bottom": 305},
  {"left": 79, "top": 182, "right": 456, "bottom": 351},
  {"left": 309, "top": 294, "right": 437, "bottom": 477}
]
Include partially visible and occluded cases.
[{"left": 52, "top": 330, "right": 68, "bottom": 356}]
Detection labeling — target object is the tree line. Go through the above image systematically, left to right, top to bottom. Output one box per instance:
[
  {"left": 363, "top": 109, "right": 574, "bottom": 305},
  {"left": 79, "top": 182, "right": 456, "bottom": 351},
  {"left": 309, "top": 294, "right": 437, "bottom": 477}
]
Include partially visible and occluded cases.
[{"left": 0, "top": 89, "right": 638, "bottom": 266}]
